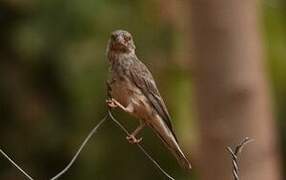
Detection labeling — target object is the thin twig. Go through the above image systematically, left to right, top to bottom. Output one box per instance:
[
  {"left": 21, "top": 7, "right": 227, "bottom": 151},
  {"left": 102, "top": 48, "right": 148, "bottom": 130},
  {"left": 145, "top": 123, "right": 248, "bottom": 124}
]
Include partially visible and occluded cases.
[
  {"left": 108, "top": 110, "right": 175, "bottom": 180},
  {"left": 1, "top": 112, "right": 175, "bottom": 180},
  {"left": 0, "top": 115, "right": 108, "bottom": 180},
  {"left": 50, "top": 115, "right": 108, "bottom": 180},
  {"left": 226, "top": 137, "right": 254, "bottom": 180},
  {"left": 0, "top": 149, "right": 34, "bottom": 180}
]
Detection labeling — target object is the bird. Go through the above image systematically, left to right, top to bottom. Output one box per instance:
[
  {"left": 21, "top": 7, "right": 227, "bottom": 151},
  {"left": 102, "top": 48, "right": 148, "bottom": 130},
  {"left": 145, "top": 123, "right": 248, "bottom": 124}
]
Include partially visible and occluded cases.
[{"left": 106, "top": 29, "right": 191, "bottom": 170}]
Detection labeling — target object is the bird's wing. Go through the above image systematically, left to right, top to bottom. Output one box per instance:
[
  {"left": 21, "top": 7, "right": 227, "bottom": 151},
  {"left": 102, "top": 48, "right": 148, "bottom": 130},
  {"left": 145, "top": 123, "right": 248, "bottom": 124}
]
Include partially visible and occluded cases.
[{"left": 129, "top": 58, "right": 178, "bottom": 142}]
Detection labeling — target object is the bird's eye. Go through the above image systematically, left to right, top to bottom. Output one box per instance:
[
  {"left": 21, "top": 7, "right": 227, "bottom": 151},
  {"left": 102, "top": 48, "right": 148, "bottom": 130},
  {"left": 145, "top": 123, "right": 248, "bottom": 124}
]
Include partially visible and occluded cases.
[
  {"left": 111, "top": 34, "right": 116, "bottom": 41},
  {"left": 124, "top": 35, "right": 131, "bottom": 42}
]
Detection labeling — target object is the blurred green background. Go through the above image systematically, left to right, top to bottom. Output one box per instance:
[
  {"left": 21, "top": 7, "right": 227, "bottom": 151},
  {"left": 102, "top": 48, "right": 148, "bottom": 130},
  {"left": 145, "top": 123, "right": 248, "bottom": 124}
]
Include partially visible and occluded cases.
[{"left": 0, "top": 0, "right": 285, "bottom": 179}]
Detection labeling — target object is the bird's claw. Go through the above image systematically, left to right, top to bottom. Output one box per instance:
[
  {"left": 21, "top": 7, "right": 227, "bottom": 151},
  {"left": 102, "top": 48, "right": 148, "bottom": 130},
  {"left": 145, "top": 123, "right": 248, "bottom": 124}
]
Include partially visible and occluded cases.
[
  {"left": 106, "top": 98, "right": 118, "bottom": 108},
  {"left": 126, "top": 135, "right": 142, "bottom": 144}
]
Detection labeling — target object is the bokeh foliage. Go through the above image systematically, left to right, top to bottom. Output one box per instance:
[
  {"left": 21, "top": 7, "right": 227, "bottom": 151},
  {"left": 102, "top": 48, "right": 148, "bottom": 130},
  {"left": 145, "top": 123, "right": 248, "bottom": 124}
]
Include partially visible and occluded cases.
[{"left": 0, "top": 0, "right": 285, "bottom": 179}]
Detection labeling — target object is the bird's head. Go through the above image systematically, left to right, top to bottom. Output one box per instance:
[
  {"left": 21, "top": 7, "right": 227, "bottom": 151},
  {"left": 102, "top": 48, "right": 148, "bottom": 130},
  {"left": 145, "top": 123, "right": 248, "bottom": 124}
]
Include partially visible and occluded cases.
[{"left": 107, "top": 30, "right": 136, "bottom": 54}]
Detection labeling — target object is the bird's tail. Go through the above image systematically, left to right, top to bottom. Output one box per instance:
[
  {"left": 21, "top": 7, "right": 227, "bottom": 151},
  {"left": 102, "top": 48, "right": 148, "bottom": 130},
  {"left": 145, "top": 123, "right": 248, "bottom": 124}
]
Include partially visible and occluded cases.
[{"left": 149, "top": 121, "right": 192, "bottom": 170}]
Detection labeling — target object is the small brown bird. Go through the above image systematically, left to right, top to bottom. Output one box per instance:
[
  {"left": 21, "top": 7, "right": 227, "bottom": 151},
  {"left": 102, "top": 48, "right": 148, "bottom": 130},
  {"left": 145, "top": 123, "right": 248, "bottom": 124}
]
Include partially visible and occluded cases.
[{"left": 106, "top": 30, "right": 191, "bottom": 170}]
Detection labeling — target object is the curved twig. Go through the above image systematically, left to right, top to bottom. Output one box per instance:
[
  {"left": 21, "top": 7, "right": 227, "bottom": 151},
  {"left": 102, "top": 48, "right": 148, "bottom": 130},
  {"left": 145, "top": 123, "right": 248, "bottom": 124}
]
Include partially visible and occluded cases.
[
  {"left": 108, "top": 110, "right": 175, "bottom": 180},
  {"left": 1, "top": 112, "right": 175, "bottom": 180},
  {"left": 0, "top": 115, "right": 108, "bottom": 180},
  {"left": 50, "top": 115, "right": 108, "bottom": 180},
  {"left": 226, "top": 137, "right": 254, "bottom": 180}
]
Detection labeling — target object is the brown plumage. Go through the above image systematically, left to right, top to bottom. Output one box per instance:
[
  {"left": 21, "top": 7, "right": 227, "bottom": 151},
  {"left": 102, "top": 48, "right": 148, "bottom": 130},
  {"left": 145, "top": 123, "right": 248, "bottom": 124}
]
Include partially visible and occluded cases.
[{"left": 106, "top": 30, "right": 191, "bottom": 170}]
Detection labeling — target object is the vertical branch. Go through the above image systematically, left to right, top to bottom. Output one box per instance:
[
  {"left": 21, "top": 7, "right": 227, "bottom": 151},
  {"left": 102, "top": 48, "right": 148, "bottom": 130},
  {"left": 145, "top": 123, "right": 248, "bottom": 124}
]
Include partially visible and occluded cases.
[
  {"left": 189, "top": 0, "right": 281, "bottom": 179},
  {"left": 226, "top": 137, "right": 254, "bottom": 180}
]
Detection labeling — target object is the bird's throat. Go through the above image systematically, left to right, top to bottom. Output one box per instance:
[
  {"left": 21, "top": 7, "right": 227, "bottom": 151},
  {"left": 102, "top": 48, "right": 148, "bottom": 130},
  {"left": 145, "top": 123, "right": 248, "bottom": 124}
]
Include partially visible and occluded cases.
[{"left": 107, "top": 49, "right": 134, "bottom": 64}]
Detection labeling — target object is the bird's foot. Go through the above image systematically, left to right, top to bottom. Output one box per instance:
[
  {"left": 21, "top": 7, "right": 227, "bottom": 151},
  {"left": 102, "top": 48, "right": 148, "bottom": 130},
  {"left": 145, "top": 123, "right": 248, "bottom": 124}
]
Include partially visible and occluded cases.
[
  {"left": 106, "top": 98, "right": 118, "bottom": 108},
  {"left": 126, "top": 135, "right": 142, "bottom": 144}
]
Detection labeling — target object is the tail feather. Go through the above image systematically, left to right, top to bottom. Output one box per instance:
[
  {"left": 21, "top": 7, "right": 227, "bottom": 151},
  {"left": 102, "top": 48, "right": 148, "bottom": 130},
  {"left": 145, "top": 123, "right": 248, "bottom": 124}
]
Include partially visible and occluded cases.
[
  {"left": 148, "top": 120, "right": 192, "bottom": 170},
  {"left": 171, "top": 141, "right": 192, "bottom": 170}
]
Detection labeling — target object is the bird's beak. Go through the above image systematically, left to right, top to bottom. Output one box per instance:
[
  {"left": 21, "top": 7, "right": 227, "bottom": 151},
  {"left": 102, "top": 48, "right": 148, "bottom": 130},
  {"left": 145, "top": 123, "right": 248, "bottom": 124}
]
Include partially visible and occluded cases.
[
  {"left": 111, "top": 36, "right": 126, "bottom": 51},
  {"left": 116, "top": 36, "right": 125, "bottom": 45}
]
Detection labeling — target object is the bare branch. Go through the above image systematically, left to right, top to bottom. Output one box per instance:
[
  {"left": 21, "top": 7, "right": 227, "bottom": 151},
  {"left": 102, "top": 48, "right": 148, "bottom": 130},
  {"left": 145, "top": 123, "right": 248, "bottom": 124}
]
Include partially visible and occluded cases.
[
  {"left": 108, "top": 110, "right": 175, "bottom": 180},
  {"left": 1, "top": 112, "right": 175, "bottom": 180},
  {"left": 1, "top": 115, "right": 108, "bottom": 180},
  {"left": 50, "top": 115, "right": 108, "bottom": 180},
  {"left": 226, "top": 137, "right": 254, "bottom": 180},
  {"left": 234, "top": 137, "right": 254, "bottom": 155},
  {"left": 0, "top": 149, "right": 34, "bottom": 180}
]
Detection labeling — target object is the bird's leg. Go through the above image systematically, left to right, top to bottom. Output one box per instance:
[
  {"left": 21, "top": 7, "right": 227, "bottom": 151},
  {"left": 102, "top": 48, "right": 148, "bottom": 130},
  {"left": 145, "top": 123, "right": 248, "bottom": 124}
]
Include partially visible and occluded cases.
[
  {"left": 106, "top": 98, "right": 133, "bottom": 113},
  {"left": 106, "top": 98, "right": 143, "bottom": 143},
  {"left": 127, "top": 121, "right": 145, "bottom": 144}
]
